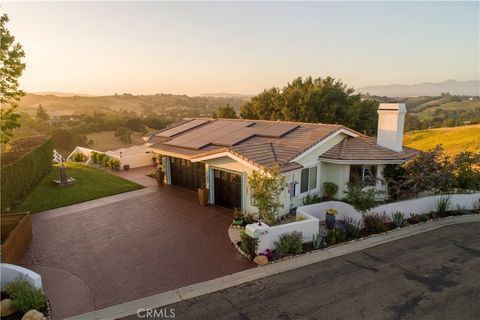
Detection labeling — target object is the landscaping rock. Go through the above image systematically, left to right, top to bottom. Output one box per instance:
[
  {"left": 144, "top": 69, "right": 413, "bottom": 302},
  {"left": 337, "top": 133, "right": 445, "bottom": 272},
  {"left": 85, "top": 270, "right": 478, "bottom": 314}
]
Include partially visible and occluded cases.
[
  {"left": 253, "top": 255, "right": 269, "bottom": 266},
  {"left": 0, "top": 299, "right": 15, "bottom": 317},
  {"left": 21, "top": 310, "right": 47, "bottom": 320}
]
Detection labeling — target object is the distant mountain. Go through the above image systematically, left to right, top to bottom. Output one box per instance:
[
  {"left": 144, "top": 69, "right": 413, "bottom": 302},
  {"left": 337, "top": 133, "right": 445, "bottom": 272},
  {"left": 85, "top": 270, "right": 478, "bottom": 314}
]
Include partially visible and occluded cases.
[
  {"left": 358, "top": 80, "right": 480, "bottom": 97},
  {"left": 31, "top": 91, "right": 95, "bottom": 97},
  {"left": 198, "top": 92, "right": 254, "bottom": 98}
]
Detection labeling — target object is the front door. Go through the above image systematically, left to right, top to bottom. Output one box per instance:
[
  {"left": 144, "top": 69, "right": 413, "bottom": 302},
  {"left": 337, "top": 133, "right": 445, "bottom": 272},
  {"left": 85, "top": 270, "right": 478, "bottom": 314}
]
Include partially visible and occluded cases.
[{"left": 213, "top": 169, "right": 241, "bottom": 209}]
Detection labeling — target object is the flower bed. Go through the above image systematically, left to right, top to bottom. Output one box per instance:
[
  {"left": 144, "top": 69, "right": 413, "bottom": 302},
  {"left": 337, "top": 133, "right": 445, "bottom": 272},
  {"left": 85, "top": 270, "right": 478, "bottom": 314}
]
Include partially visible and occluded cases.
[{"left": 1, "top": 278, "right": 51, "bottom": 320}]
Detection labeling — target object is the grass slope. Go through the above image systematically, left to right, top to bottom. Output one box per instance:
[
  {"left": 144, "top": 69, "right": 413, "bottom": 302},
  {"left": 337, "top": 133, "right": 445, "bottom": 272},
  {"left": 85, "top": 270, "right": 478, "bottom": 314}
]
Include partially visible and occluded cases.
[
  {"left": 404, "top": 124, "right": 480, "bottom": 156},
  {"left": 87, "top": 131, "right": 146, "bottom": 151},
  {"left": 15, "top": 163, "right": 143, "bottom": 213}
]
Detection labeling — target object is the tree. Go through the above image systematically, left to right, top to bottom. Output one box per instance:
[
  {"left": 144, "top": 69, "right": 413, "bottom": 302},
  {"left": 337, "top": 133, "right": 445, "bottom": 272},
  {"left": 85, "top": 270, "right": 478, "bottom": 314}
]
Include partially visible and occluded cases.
[
  {"left": 0, "top": 14, "right": 26, "bottom": 143},
  {"left": 239, "top": 76, "right": 379, "bottom": 135},
  {"left": 36, "top": 104, "right": 50, "bottom": 121},
  {"left": 213, "top": 104, "right": 238, "bottom": 119},
  {"left": 114, "top": 126, "right": 132, "bottom": 143},
  {"left": 248, "top": 165, "right": 285, "bottom": 225}
]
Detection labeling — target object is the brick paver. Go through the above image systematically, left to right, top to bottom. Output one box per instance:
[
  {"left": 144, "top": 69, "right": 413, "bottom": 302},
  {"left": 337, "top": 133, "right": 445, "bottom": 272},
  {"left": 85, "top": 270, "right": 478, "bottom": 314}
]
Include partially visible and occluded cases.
[{"left": 21, "top": 185, "right": 253, "bottom": 319}]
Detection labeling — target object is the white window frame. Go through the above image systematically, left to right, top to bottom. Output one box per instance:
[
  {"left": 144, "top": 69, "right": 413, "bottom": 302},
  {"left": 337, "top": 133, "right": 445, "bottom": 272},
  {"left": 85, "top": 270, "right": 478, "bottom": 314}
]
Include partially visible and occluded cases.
[{"left": 299, "top": 165, "right": 319, "bottom": 196}]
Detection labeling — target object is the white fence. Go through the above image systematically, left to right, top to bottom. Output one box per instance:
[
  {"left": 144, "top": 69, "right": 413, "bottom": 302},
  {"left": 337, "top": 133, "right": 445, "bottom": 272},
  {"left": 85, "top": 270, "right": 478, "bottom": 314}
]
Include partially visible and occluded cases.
[
  {"left": 66, "top": 146, "right": 153, "bottom": 170},
  {"left": 297, "top": 193, "right": 480, "bottom": 222},
  {"left": 247, "top": 211, "right": 320, "bottom": 254}
]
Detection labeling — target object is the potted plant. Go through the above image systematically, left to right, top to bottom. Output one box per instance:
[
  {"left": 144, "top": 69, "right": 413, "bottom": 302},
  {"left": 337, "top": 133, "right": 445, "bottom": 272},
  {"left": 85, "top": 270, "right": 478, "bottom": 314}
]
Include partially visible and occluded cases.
[
  {"left": 198, "top": 181, "right": 209, "bottom": 206},
  {"left": 232, "top": 208, "right": 243, "bottom": 226},
  {"left": 325, "top": 208, "right": 337, "bottom": 229}
]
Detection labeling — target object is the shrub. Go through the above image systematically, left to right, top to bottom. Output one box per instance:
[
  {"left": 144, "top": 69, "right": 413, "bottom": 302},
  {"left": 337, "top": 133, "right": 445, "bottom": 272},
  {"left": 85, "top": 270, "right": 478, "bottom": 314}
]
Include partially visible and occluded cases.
[
  {"left": 1, "top": 137, "right": 54, "bottom": 211},
  {"left": 90, "top": 151, "right": 99, "bottom": 164},
  {"left": 453, "top": 151, "right": 480, "bottom": 191},
  {"left": 72, "top": 152, "right": 87, "bottom": 162},
  {"left": 97, "top": 152, "right": 107, "bottom": 166},
  {"left": 107, "top": 158, "right": 121, "bottom": 171},
  {"left": 323, "top": 182, "right": 338, "bottom": 199},
  {"left": 344, "top": 182, "right": 376, "bottom": 213},
  {"left": 303, "top": 193, "right": 322, "bottom": 205},
  {"left": 435, "top": 196, "right": 452, "bottom": 217},
  {"left": 392, "top": 211, "right": 405, "bottom": 228},
  {"left": 243, "top": 212, "right": 256, "bottom": 225},
  {"left": 363, "top": 212, "right": 390, "bottom": 234},
  {"left": 296, "top": 215, "right": 305, "bottom": 221},
  {"left": 345, "top": 216, "right": 362, "bottom": 238},
  {"left": 326, "top": 228, "right": 346, "bottom": 245},
  {"left": 312, "top": 230, "right": 328, "bottom": 249},
  {"left": 240, "top": 231, "right": 259, "bottom": 260},
  {"left": 274, "top": 231, "right": 303, "bottom": 255},
  {"left": 5, "top": 278, "right": 47, "bottom": 313}
]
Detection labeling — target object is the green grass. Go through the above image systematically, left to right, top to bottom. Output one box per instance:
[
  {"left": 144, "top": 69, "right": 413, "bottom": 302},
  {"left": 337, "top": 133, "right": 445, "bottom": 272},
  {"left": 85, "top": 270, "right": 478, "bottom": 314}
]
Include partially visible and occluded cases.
[
  {"left": 415, "top": 100, "right": 480, "bottom": 120},
  {"left": 404, "top": 124, "right": 480, "bottom": 156},
  {"left": 15, "top": 163, "right": 143, "bottom": 213}
]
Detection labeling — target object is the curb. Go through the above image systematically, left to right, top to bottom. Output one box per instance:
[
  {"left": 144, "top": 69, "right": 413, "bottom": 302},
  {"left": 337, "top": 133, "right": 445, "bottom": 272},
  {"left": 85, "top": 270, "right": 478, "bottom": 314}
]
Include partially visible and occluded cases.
[{"left": 66, "top": 214, "right": 480, "bottom": 320}]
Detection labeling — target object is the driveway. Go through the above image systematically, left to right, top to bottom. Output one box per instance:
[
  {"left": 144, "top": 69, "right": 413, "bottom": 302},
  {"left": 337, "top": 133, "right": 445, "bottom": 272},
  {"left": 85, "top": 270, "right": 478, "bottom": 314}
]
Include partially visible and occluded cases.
[
  {"left": 21, "top": 184, "right": 253, "bottom": 319},
  {"left": 147, "top": 222, "right": 480, "bottom": 320}
]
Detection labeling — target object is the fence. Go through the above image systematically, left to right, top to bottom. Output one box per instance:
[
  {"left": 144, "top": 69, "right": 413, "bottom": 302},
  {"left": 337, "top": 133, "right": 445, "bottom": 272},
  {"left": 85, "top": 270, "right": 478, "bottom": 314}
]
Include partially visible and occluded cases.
[{"left": 1, "top": 213, "right": 32, "bottom": 264}]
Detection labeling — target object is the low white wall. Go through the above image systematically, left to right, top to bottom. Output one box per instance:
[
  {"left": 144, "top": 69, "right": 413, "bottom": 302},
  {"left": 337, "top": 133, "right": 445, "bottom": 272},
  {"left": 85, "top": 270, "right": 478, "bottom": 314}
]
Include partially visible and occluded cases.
[
  {"left": 66, "top": 146, "right": 97, "bottom": 161},
  {"left": 118, "top": 153, "right": 153, "bottom": 169},
  {"left": 297, "top": 193, "right": 480, "bottom": 221},
  {"left": 247, "top": 212, "right": 320, "bottom": 254},
  {"left": 1, "top": 264, "right": 42, "bottom": 290}
]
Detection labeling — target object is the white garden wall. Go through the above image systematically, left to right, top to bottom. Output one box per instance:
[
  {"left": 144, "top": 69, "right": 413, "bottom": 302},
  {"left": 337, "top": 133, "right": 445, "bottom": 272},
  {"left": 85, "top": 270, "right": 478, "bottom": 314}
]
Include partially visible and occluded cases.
[
  {"left": 67, "top": 145, "right": 153, "bottom": 169},
  {"left": 297, "top": 193, "right": 480, "bottom": 221},
  {"left": 246, "top": 212, "right": 320, "bottom": 254},
  {"left": 0, "top": 263, "right": 42, "bottom": 290}
]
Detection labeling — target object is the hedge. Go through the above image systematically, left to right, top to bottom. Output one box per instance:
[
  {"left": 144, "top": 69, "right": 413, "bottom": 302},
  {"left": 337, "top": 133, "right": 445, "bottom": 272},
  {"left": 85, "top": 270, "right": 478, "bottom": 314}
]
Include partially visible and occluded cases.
[{"left": 1, "top": 137, "right": 54, "bottom": 212}]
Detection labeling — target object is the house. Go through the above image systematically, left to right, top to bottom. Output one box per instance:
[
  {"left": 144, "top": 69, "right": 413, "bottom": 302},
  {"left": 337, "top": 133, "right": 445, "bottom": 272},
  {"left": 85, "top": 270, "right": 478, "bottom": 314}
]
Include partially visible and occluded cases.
[{"left": 145, "top": 103, "right": 417, "bottom": 215}]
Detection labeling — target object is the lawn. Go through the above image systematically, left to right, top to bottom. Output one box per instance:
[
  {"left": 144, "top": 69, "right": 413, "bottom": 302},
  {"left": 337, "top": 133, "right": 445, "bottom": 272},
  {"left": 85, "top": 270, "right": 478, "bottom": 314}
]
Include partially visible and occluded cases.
[
  {"left": 404, "top": 124, "right": 480, "bottom": 156},
  {"left": 15, "top": 163, "right": 143, "bottom": 213}
]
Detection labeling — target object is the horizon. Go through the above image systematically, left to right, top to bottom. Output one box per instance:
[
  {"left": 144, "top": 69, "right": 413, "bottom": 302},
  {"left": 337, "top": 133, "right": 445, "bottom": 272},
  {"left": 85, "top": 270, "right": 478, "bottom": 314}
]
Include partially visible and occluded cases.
[{"left": 3, "top": 1, "right": 479, "bottom": 96}]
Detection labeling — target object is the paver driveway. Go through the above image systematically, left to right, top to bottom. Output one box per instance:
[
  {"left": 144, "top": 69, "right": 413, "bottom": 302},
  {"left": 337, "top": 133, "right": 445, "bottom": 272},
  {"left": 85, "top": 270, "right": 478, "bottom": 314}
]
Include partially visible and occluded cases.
[{"left": 21, "top": 185, "right": 253, "bottom": 319}]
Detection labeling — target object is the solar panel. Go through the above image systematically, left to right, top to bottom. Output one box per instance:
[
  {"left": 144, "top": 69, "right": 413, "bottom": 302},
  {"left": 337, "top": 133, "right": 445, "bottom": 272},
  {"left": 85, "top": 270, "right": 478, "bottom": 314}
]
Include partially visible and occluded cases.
[
  {"left": 156, "top": 119, "right": 210, "bottom": 138},
  {"left": 165, "top": 120, "right": 254, "bottom": 149},
  {"left": 256, "top": 123, "right": 299, "bottom": 138},
  {"left": 212, "top": 127, "right": 258, "bottom": 146}
]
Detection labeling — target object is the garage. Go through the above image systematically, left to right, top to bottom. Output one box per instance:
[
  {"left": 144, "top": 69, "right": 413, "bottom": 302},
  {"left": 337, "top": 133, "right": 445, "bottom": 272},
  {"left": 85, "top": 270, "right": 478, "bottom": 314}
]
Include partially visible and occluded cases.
[
  {"left": 170, "top": 157, "right": 206, "bottom": 191},
  {"left": 213, "top": 169, "right": 242, "bottom": 209}
]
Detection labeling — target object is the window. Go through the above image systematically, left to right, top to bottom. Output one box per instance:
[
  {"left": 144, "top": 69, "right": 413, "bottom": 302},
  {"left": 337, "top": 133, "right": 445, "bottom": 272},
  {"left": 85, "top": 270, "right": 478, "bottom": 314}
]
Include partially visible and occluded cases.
[
  {"left": 349, "top": 165, "right": 377, "bottom": 186},
  {"left": 300, "top": 166, "right": 317, "bottom": 194}
]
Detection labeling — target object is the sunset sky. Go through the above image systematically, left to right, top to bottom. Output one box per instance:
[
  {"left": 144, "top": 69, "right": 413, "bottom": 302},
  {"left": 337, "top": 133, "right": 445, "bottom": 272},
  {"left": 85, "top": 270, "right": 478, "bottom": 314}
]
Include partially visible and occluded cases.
[{"left": 2, "top": 1, "right": 479, "bottom": 96}]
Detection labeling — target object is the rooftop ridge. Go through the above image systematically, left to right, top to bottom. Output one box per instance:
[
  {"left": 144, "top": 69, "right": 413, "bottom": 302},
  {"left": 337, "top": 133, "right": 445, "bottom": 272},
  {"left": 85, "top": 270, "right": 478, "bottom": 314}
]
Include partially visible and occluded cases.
[{"left": 184, "top": 117, "right": 344, "bottom": 128}]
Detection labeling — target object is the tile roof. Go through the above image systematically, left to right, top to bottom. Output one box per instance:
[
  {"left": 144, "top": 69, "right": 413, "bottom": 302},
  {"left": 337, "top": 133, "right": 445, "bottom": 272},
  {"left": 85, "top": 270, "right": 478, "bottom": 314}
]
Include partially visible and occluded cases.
[
  {"left": 147, "top": 118, "right": 417, "bottom": 171},
  {"left": 320, "top": 136, "right": 418, "bottom": 162}
]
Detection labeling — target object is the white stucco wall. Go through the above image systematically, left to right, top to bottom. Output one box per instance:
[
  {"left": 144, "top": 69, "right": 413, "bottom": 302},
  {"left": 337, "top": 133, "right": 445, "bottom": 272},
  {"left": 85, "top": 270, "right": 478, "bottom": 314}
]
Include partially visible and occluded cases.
[
  {"left": 297, "top": 193, "right": 480, "bottom": 222},
  {"left": 246, "top": 211, "right": 320, "bottom": 254},
  {"left": 1, "top": 264, "right": 42, "bottom": 290}
]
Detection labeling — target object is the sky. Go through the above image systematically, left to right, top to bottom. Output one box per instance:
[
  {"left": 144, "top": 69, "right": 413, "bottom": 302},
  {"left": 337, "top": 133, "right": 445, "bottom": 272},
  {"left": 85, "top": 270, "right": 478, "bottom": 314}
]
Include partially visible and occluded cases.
[{"left": 2, "top": 1, "right": 479, "bottom": 96}]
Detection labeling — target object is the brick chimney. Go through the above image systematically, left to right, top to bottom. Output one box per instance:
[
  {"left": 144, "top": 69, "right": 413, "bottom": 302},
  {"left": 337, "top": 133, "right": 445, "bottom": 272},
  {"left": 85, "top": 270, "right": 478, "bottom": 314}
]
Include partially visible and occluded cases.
[{"left": 377, "top": 103, "right": 407, "bottom": 152}]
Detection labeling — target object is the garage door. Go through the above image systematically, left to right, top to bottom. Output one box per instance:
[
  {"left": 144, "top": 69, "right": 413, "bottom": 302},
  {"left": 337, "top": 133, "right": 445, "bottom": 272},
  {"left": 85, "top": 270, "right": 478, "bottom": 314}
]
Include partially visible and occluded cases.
[
  {"left": 170, "top": 157, "right": 205, "bottom": 191},
  {"left": 214, "top": 169, "right": 241, "bottom": 209}
]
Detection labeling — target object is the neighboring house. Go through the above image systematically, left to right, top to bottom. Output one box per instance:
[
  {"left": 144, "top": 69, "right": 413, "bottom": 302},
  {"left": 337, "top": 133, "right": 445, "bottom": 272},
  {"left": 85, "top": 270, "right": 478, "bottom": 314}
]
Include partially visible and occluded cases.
[{"left": 145, "top": 103, "right": 417, "bottom": 215}]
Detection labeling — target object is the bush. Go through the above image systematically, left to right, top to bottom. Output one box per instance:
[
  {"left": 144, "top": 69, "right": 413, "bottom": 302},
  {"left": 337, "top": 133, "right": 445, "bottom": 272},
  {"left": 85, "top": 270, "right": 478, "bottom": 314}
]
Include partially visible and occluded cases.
[
  {"left": 1, "top": 137, "right": 54, "bottom": 211},
  {"left": 90, "top": 151, "right": 99, "bottom": 164},
  {"left": 72, "top": 152, "right": 87, "bottom": 162},
  {"left": 107, "top": 158, "right": 121, "bottom": 171},
  {"left": 323, "top": 182, "right": 338, "bottom": 199},
  {"left": 344, "top": 182, "right": 376, "bottom": 213},
  {"left": 303, "top": 193, "right": 322, "bottom": 205},
  {"left": 435, "top": 196, "right": 452, "bottom": 218},
  {"left": 392, "top": 211, "right": 405, "bottom": 228},
  {"left": 363, "top": 212, "right": 390, "bottom": 234},
  {"left": 344, "top": 216, "right": 362, "bottom": 238},
  {"left": 326, "top": 228, "right": 346, "bottom": 245},
  {"left": 312, "top": 230, "right": 328, "bottom": 249},
  {"left": 240, "top": 231, "right": 259, "bottom": 260},
  {"left": 274, "top": 231, "right": 303, "bottom": 255},
  {"left": 5, "top": 278, "right": 47, "bottom": 313}
]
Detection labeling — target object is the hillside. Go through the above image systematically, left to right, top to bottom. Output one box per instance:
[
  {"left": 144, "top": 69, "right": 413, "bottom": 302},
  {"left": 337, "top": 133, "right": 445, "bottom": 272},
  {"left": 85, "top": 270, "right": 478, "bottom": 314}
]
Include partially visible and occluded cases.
[
  {"left": 359, "top": 80, "right": 480, "bottom": 97},
  {"left": 17, "top": 93, "right": 250, "bottom": 116},
  {"left": 403, "top": 124, "right": 480, "bottom": 156}
]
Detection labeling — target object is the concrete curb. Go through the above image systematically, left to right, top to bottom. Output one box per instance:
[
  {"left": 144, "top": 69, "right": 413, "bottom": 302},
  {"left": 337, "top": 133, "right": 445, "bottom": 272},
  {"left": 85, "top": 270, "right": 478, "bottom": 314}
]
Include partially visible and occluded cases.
[{"left": 66, "top": 214, "right": 480, "bottom": 320}]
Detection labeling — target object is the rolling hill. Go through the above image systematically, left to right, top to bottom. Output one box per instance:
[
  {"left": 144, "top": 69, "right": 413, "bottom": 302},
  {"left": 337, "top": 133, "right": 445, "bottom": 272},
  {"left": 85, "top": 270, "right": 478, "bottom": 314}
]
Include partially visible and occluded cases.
[
  {"left": 359, "top": 80, "right": 480, "bottom": 97},
  {"left": 403, "top": 124, "right": 480, "bottom": 156}
]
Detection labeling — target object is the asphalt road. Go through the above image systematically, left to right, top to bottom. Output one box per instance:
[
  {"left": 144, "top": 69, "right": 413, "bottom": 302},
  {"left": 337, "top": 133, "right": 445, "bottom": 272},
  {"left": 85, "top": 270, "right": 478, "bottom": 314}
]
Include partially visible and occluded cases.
[{"left": 127, "top": 222, "right": 480, "bottom": 320}]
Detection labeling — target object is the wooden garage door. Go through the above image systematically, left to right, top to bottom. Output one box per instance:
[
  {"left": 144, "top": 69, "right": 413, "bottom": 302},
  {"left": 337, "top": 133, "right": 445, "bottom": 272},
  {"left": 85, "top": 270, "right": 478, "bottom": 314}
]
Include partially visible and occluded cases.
[
  {"left": 170, "top": 157, "right": 205, "bottom": 191},
  {"left": 214, "top": 169, "right": 241, "bottom": 209}
]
